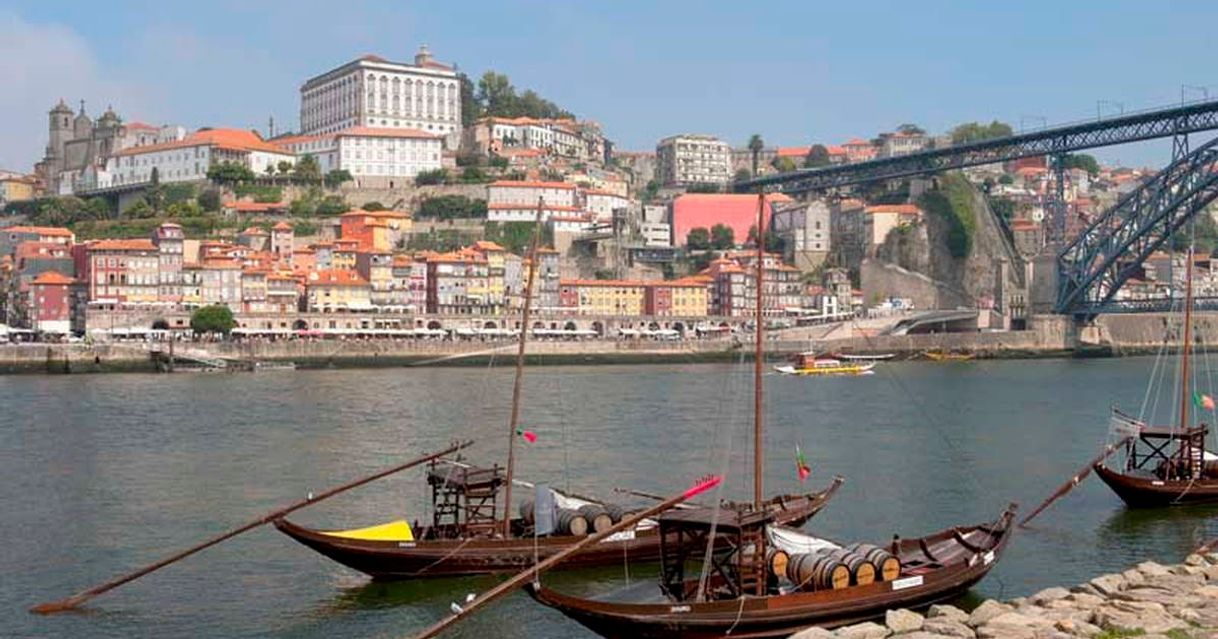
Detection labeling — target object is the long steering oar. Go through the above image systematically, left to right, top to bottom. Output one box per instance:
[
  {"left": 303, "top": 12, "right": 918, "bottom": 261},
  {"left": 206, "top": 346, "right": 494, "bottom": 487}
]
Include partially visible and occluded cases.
[
  {"left": 1019, "top": 436, "right": 1130, "bottom": 527},
  {"left": 31, "top": 440, "right": 472, "bottom": 615},
  {"left": 412, "top": 474, "right": 724, "bottom": 639}
]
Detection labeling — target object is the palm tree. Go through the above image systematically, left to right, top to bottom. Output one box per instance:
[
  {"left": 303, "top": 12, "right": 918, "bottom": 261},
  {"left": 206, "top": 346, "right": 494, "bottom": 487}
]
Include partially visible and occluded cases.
[{"left": 747, "top": 134, "right": 764, "bottom": 177}]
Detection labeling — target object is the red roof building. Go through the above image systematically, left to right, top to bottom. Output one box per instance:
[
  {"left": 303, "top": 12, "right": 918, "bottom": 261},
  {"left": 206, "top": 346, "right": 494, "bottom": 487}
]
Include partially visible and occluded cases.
[{"left": 671, "top": 193, "right": 793, "bottom": 247}]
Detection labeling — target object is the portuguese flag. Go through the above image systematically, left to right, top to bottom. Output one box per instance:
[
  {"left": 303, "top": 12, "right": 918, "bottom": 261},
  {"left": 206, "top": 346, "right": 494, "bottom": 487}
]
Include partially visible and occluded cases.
[
  {"left": 517, "top": 428, "right": 538, "bottom": 444},
  {"left": 795, "top": 445, "right": 811, "bottom": 482}
]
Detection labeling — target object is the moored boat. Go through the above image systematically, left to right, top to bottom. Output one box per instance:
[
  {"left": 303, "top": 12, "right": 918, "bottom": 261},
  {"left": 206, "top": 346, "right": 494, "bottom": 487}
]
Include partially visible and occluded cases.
[
  {"left": 1092, "top": 247, "right": 1218, "bottom": 508},
  {"left": 922, "top": 350, "right": 974, "bottom": 362},
  {"left": 527, "top": 503, "right": 1018, "bottom": 638}
]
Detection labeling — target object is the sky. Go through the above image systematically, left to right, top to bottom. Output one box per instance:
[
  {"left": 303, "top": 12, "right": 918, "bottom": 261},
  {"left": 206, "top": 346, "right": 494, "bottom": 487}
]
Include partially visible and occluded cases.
[{"left": 2, "top": 0, "right": 1215, "bottom": 172}]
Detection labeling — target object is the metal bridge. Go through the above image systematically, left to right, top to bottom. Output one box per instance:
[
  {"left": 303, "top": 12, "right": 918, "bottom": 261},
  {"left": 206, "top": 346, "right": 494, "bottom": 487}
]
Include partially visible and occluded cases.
[
  {"left": 735, "top": 99, "right": 1218, "bottom": 194},
  {"left": 1054, "top": 136, "right": 1218, "bottom": 315}
]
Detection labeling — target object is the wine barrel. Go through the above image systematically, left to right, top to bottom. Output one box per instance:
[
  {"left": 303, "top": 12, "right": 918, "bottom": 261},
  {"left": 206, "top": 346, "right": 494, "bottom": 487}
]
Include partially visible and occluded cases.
[
  {"left": 519, "top": 499, "right": 535, "bottom": 525},
  {"left": 604, "top": 503, "right": 627, "bottom": 523},
  {"left": 577, "top": 505, "right": 614, "bottom": 533},
  {"left": 556, "top": 509, "right": 589, "bottom": 536},
  {"left": 847, "top": 543, "right": 901, "bottom": 582},
  {"left": 766, "top": 547, "right": 790, "bottom": 580},
  {"left": 787, "top": 552, "right": 850, "bottom": 590},
  {"left": 839, "top": 552, "right": 876, "bottom": 586}
]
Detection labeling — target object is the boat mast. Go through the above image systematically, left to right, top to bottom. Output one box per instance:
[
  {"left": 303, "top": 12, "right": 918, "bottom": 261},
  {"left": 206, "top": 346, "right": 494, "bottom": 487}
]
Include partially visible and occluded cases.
[
  {"left": 753, "top": 186, "right": 766, "bottom": 510},
  {"left": 503, "top": 196, "right": 546, "bottom": 537},
  {"left": 1179, "top": 245, "right": 1195, "bottom": 436}
]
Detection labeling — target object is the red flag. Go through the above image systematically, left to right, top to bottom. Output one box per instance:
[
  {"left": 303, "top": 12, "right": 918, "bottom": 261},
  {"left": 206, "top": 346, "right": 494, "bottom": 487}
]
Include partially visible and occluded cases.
[
  {"left": 517, "top": 429, "right": 537, "bottom": 444},
  {"left": 795, "top": 445, "right": 811, "bottom": 482}
]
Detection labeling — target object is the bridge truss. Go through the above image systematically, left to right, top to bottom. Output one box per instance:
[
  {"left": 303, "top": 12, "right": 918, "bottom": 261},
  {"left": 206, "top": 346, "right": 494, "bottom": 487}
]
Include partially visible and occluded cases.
[{"left": 1055, "top": 135, "right": 1218, "bottom": 315}]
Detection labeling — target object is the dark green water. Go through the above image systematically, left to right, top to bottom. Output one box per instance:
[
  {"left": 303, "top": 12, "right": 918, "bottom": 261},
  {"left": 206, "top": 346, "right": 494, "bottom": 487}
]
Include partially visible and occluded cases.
[{"left": 4, "top": 358, "right": 1217, "bottom": 638}]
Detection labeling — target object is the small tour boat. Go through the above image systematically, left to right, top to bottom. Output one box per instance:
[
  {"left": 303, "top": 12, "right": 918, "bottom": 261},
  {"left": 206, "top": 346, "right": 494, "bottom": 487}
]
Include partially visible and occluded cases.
[
  {"left": 1093, "top": 247, "right": 1218, "bottom": 507},
  {"left": 922, "top": 351, "right": 974, "bottom": 362},
  {"left": 833, "top": 352, "right": 895, "bottom": 362},
  {"left": 775, "top": 353, "right": 875, "bottom": 376},
  {"left": 527, "top": 503, "right": 1018, "bottom": 638}
]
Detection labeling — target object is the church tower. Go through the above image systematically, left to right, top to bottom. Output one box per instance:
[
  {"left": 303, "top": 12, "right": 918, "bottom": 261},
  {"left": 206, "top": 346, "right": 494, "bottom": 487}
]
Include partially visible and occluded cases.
[{"left": 46, "top": 99, "right": 73, "bottom": 162}]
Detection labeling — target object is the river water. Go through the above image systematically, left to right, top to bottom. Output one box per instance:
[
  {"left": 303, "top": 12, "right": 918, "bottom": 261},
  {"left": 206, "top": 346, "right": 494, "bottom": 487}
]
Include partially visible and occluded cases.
[{"left": 4, "top": 357, "right": 1217, "bottom": 638}]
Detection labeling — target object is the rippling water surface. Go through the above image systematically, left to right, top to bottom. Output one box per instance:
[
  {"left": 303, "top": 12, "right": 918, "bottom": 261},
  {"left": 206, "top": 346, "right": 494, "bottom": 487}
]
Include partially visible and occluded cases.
[{"left": 3, "top": 357, "right": 1216, "bottom": 638}]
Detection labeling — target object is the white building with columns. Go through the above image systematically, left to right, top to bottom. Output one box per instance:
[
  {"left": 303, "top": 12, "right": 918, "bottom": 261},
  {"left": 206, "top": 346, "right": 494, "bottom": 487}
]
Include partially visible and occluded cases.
[
  {"left": 299, "top": 46, "right": 461, "bottom": 148},
  {"left": 277, "top": 127, "right": 442, "bottom": 188}
]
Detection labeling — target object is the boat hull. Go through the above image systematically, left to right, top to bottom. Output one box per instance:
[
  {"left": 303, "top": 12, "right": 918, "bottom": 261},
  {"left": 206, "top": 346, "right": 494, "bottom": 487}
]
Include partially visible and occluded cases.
[
  {"left": 1094, "top": 464, "right": 1218, "bottom": 507},
  {"left": 275, "top": 479, "right": 843, "bottom": 579},
  {"left": 527, "top": 505, "right": 1017, "bottom": 639}
]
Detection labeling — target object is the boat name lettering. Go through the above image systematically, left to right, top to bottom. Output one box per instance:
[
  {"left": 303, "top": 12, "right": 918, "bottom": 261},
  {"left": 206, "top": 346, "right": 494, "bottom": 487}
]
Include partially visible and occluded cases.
[
  {"left": 1151, "top": 481, "right": 1165, "bottom": 486},
  {"left": 602, "top": 530, "right": 636, "bottom": 543},
  {"left": 397, "top": 542, "right": 416, "bottom": 548},
  {"left": 983, "top": 550, "right": 995, "bottom": 565},
  {"left": 891, "top": 576, "right": 923, "bottom": 591},
  {"left": 670, "top": 605, "right": 691, "bottom": 613}
]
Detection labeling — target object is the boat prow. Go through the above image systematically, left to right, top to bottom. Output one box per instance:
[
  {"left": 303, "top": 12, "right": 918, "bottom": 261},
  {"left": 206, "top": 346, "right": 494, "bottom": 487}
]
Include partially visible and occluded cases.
[{"left": 527, "top": 504, "right": 1018, "bottom": 639}]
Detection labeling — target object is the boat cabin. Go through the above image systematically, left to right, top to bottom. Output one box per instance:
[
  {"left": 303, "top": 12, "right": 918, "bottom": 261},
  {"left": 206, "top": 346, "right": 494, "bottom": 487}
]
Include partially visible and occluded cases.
[
  {"left": 1121, "top": 425, "right": 1215, "bottom": 480},
  {"left": 426, "top": 461, "right": 505, "bottom": 539},
  {"left": 658, "top": 506, "right": 774, "bottom": 601}
]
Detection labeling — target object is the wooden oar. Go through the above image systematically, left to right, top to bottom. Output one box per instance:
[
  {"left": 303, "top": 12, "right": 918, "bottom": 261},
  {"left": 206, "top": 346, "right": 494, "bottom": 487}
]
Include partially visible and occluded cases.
[
  {"left": 1019, "top": 436, "right": 1131, "bottom": 527},
  {"left": 31, "top": 440, "right": 472, "bottom": 615},
  {"left": 411, "top": 474, "right": 724, "bottom": 639},
  {"left": 613, "top": 486, "right": 703, "bottom": 508}
]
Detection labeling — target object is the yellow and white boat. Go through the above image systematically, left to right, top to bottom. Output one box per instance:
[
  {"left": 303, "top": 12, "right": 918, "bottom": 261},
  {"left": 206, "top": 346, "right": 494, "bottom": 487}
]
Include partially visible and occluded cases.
[
  {"left": 922, "top": 350, "right": 975, "bottom": 362},
  {"left": 774, "top": 353, "right": 876, "bottom": 376}
]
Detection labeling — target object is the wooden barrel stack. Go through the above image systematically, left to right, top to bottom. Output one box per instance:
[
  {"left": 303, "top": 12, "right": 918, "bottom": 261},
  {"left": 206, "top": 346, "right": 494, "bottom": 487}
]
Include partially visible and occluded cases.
[
  {"left": 519, "top": 499, "right": 536, "bottom": 525},
  {"left": 603, "top": 503, "right": 628, "bottom": 524},
  {"left": 577, "top": 505, "right": 614, "bottom": 533},
  {"left": 556, "top": 509, "right": 589, "bottom": 536},
  {"left": 845, "top": 543, "right": 901, "bottom": 582},
  {"left": 785, "top": 548, "right": 878, "bottom": 590}
]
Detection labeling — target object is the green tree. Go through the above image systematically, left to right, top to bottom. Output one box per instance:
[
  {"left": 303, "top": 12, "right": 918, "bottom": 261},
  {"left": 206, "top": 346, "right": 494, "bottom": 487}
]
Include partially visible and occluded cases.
[
  {"left": 458, "top": 72, "right": 480, "bottom": 127},
  {"left": 950, "top": 120, "right": 1014, "bottom": 145},
  {"left": 896, "top": 123, "right": 926, "bottom": 135},
  {"left": 747, "top": 134, "right": 764, "bottom": 175},
  {"left": 804, "top": 144, "right": 831, "bottom": 168},
  {"left": 1062, "top": 153, "right": 1101, "bottom": 176},
  {"left": 293, "top": 155, "right": 322, "bottom": 183},
  {"left": 488, "top": 155, "right": 509, "bottom": 170},
  {"left": 772, "top": 156, "right": 798, "bottom": 173},
  {"left": 207, "top": 161, "right": 255, "bottom": 184},
  {"left": 277, "top": 161, "right": 294, "bottom": 177},
  {"left": 460, "top": 166, "right": 488, "bottom": 183},
  {"left": 415, "top": 168, "right": 450, "bottom": 185},
  {"left": 734, "top": 168, "right": 752, "bottom": 183},
  {"left": 324, "top": 169, "right": 353, "bottom": 188},
  {"left": 641, "top": 179, "right": 660, "bottom": 203},
  {"left": 686, "top": 183, "right": 720, "bottom": 194},
  {"left": 417, "top": 195, "right": 488, "bottom": 220},
  {"left": 316, "top": 196, "right": 348, "bottom": 216},
  {"left": 988, "top": 196, "right": 1016, "bottom": 221},
  {"left": 83, "top": 197, "right": 112, "bottom": 220},
  {"left": 124, "top": 199, "right": 156, "bottom": 219},
  {"left": 166, "top": 201, "right": 203, "bottom": 218},
  {"left": 361, "top": 201, "right": 385, "bottom": 211},
  {"left": 483, "top": 221, "right": 552, "bottom": 254},
  {"left": 710, "top": 223, "right": 735, "bottom": 249},
  {"left": 686, "top": 227, "right": 711, "bottom": 250},
  {"left": 190, "top": 305, "right": 236, "bottom": 335}
]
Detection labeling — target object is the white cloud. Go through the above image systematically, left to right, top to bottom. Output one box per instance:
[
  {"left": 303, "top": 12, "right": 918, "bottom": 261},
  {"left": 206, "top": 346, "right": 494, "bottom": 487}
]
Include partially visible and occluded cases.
[{"left": 0, "top": 11, "right": 155, "bottom": 172}]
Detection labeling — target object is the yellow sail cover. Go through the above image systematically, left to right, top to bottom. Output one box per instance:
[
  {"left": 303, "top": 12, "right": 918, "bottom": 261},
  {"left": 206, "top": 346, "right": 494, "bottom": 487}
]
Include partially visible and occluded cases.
[{"left": 320, "top": 519, "right": 414, "bottom": 542}]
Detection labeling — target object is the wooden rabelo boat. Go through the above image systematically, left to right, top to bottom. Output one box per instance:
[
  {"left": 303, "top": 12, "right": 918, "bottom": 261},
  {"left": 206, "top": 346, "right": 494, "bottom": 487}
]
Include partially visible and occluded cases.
[
  {"left": 525, "top": 181, "right": 1017, "bottom": 638},
  {"left": 275, "top": 196, "right": 842, "bottom": 579},
  {"left": 1094, "top": 248, "right": 1218, "bottom": 507},
  {"left": 775, "top": 352, "right": 876, "bottom": 376},
  {"left": 274, "top": 462, "right": 842, "bottom": 579},
  {"left": 528, "top": 503, "right": 1017, "bottom": 638}
]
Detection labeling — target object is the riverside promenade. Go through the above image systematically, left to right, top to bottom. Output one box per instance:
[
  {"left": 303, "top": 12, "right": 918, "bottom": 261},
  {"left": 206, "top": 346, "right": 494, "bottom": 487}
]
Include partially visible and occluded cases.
[
  {"left": 1, "top": 311, "right": 1213, "bottom": 374},
  {"left": 789, "top": 552, "right": 1218, "bottom": 639}
]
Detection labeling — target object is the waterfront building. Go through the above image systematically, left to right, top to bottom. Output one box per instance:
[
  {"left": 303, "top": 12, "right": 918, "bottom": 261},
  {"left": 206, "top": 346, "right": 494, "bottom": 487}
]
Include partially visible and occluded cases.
[
  {"left": 299, "top": 47, "right": 461, "bottom": 147},
  {"left": 463, "top": 116, "right": 608, "bottom": 163},
  {"left": 276, "top": 127, "right": 442, "bottom": 187},
  {"left": 103, "top": 128, "right": 294, "bottom": 188},
  {"left": 656, "top": 134, "right": 732, "bottom": 187},
  {"left": 486, "top": 180, "right": 579, "bottom": 223},
  {"left": 670, "top": 193, "right": 793, "bottom": 248},
  {"left": 771, "top": 200, "right": 831, "bottom": 271},
  {"left": 338, "top": 209, "right": 412, "bottom": 252},
  {"left": 152, "top": 222, "right": 185, "bottom": 303},
  {"left": 271, "top": 222, "right": 294, "bottom": 264},
  {"left": 1, "top": 226, "right": 75, "bottom": 257},
  {"left": 237, "top": 227, "right": 271, "bottom": 252},
  {"left": 75, "top": 239, "right": 161, "bottom": 305},
  {"left": 331, "top": 239, "right": 359, "bottom": 271},
  {"left": 469, "top": 241, "right": 509, "bottom": 309},
  {"left": 292, "top": 248, "right": 316, "bottom": 272},
  {"left": 425, "top": 249, "right": 494, "bottom": 315},
  {"left": 355, "top": 250, "right": 395, "bottom": 306},
  {"left": 199, "top": 256, "right": 243, "bottom": 306},
  {"left": 703, "top": 258, "right": 751, "bottom": 317},
  {"left": 240, "top": 269, "right": 269, "bottom": 313},
  {"left": 305, "top": 269, "right": 372, "bottom": 312},
  {"left": 26, "top": 271, "right": 80, "bottom": 334},
  {"left": 267, "top": 273, "right": 302, "bottom": 313},
  {"left": 643, "top": 279, "right": 709, "bottom": 316},
  {"left": 559, "top": 280, "right": 647, "bottom": 316}
]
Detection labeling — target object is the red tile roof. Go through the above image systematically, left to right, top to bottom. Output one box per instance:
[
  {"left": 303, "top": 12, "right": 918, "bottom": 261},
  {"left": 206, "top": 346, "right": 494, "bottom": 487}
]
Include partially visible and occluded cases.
[
  {"left": 337, "top": 126, "right": 439, "bottom": 140},
  {"left": 111, "top": 128, "right": 290, "bottom": 157},
  {"left": 775, "top": 146, "right": 810, "bottom": 158},
  {"left": 226, "top": 200, "right": 287, "bottom": 212},
  {"left": 487, "top": 203, "right": 582, "bottom": 212},
  {"left": 865, "top": 204, "right": 921, "bottom": 215},
  {"left": 272, "top": 221, "right": 293, "bottom": 231},
  {"left": 3, "top": 225, "right": 73, "bottom": 237},
  {"left": 90, "top": 239, "right": 157, "bottom": 252},
  {"left": 307, "top": 269, "right": 368, "bottom": 286},
  {"left": 31, "top": 271, "right": 75, "bottom": 285}
]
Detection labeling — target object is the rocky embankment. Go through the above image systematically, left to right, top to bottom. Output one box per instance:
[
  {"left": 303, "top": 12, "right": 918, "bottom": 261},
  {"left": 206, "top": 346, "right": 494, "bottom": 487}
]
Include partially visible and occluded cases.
[{"left": 792, "top": 553, "right": 1218, "bottom": 639}]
